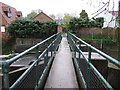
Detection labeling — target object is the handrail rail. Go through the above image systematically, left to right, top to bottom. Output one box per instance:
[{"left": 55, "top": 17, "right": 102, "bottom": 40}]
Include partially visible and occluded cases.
[
  {"left": 0, "top": 32, "right": 62, "bottom": 89},
  {"left": 68, "top": 32, "right": 119, "bottom": 89},
  {"left": 69, "top": 32, "right": 120, "bottom": 67},
  {"left": 2, "top": 33, "right": 58, "bottom": 66},
  {"left": 10, "top": 35, "right": 60, "bottom": 89},
  {"left": 71, "top": 37, "right": 113, "bottom": 89}
]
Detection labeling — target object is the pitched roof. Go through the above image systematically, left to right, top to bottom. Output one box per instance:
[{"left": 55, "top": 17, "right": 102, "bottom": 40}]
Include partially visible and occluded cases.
[
  {"left": 0, "top": 2, "right": 23, "bottom": 25},
  {"left": 2, "top": 6, "right": 9, "bottom": 11},
  {"left": 16, "top": 11, "right": 22, "bottom": 16},
  {"left": 109, "top": 11, "right": 118, "bottom": 16},
  {"left": 32, "top": 12, "right": 54, "bottom": 21},
  {"left": 0, "top": 13, "right": 8, "bottom": 25}
]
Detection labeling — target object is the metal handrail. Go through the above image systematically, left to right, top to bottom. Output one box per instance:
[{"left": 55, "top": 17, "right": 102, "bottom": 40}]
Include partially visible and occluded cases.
[
  {"left": 0, "top": 32, "right": 62, "bottom": 89},
  {"left": 68, "top": 32, "right": 120, "bottom": 89},
  {"left": 69, "top": 32, "right": 120, "bottom": 67},
  {"left": 5, "top": 33, "right": 58, "bottom": 65}
]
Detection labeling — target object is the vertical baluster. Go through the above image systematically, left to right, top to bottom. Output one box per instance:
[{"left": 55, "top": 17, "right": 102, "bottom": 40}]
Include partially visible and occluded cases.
[
  {"left": 74, "top": 39, "right": 76, "bottom": 58},
  {"left": 78, "top": 41, "right": 82, "bottom": 68},
  {"left": 44, "top": 42, "right": 48, "bottom": 65},
  {"left": 46, "top": 42, "right": 49, "bottom": 64},
  {"left": 51, "top": 43, "right": 53, "bottom": 57},
  {"left": 74, "top": 45, "right": 76, "bottom": 58},
  {"left": 35, "top": 46, "right": 39, "bottom": 88},
  {"left": 86, "top": 47, "right": 92, "bottom": 88},
  {"left": 2, "top": 62, "right": 9, "bottom": 89}
]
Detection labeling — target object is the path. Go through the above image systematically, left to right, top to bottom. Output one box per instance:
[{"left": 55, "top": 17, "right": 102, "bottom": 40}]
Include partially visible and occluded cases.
[{"left": 45, "top": 35, "right": 78, "bottom": 88}]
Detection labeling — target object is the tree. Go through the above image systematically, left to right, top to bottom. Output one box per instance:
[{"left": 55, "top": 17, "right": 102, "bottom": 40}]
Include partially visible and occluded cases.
[
  {"left": 118, "top": 0, "right": 120, "bottom": 27},
  {"left": 69, "top": 10, "right": 104, "bottom": 30},
  {"left": 79, "top": 10, "right": 89, "bottom": 19},
  {"left": 25, "top": 11, "right": 37, "bottom": 20},
  {"left": 56, "top": 13, "right": 63, "bottom": 19},
  {"left": 63, "top": 13, "right": 74, "bottom": 30},
  {"left": 49, "top": 14, "right": 56, "bottom": 19},
  {"left": 69, "top": 17, "right": 79, "bottom": 30},
  {"left": 94, "top": 17, "right": 104, "bottom": 28},
  {"left": 8, "top": 20, "right": 58, "bottom": 39}
]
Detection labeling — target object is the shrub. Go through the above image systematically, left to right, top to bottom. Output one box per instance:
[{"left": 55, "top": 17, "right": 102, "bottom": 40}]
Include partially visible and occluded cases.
[
  {"left": 69, "top": 10, "right": 104, "bottom": 30},
  {"left": 69, "top": 17, "right": 104, "bottom": 30},
  {"left": 8, "top": 20, "right": 58, "bottom": 39}
]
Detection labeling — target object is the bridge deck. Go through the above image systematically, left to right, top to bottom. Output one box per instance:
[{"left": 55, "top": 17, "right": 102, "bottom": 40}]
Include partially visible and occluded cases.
[{"left": 45, "top": 36, "right": 78, "bottom": 88}]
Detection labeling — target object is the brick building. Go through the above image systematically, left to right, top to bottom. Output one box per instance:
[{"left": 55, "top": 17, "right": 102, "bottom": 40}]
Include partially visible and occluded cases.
[
  {"left": 0, "top": 2, "right": 23, "bottom": 32},
  {"left": 32, "top": 11, "right": 54, "bottom": 22},
  {"left": 32, "top": 11, "right": 62, "bottom": 32}
]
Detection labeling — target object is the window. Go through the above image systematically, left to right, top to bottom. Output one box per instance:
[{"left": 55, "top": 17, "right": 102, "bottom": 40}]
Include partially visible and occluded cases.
[
  {"left": 8, "top": 8, "right": 12, "bottom": 18},
  {"left": 17, "top": 14, "right": 21, "bottom": 17},
  {"left": 0, "top": 26, "right": 5, "bottom": 32}
]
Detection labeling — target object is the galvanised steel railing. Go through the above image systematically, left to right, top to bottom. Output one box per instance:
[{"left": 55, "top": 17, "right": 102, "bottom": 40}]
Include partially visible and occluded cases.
[
  {"left": 0, "top": 32, "right": 62, "bottom": 89},
  {"left": 67, "top": 32, "right": 120, "bottom": 89}
]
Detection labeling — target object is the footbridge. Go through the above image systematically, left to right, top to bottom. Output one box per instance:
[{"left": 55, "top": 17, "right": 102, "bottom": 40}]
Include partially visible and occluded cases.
[{"left": 0, "top": 32, "right": 120, "bottom": 89}]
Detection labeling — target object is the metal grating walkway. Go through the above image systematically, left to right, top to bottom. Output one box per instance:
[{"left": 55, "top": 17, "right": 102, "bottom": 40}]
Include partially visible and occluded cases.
[{"left": 45, "top": 35, "right": 78, "bottom": 88}]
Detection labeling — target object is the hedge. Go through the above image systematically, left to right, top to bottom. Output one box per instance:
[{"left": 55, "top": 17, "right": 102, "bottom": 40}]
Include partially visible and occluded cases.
[
  {"left": 69, "top": 17, "right": 104, "bottom": 30},
  {"left": 8, "top": 20, "right": 58, "bottom": 39}
]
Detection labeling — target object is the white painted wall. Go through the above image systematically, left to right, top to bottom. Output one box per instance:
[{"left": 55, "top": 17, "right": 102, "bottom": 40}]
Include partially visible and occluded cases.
[{"left": 95, "top": 10, "right": 118, "bottom": 28}]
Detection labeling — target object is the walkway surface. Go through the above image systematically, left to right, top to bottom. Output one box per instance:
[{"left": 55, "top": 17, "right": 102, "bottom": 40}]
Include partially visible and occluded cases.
[{"left": 45, "top": 35, "right": 78, "bottom": 88}]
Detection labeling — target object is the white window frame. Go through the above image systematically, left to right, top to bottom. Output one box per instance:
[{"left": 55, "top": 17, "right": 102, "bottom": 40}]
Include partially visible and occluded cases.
[
  {"left": 8, "top": 8, "right": 12, "bottom": 18},
  {"left": 0, "top": 26, "right": 6, "bottom": 32}
]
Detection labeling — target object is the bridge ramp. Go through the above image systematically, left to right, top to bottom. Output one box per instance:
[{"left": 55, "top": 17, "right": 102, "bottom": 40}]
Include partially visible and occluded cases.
[{"left": 45, "top": 36, "right": 78, "bottom": 88}]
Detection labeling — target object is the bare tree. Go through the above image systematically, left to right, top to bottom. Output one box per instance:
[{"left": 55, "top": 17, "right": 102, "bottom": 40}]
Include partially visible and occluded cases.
[
  {"left": 83, "top": 0, "right": 119, "bottom": 27},
  {"left": 118, "top": 0, "right": 120, "bottom": 26},
  {"left": 56, "top": 13, "right": 63, "bottom": 19}
]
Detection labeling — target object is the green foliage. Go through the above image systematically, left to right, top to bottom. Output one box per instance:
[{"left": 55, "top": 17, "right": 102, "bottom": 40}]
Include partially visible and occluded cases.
[
  {"left": 69, "top": 10, "right": 104, "bottom": 30},
  {"left": 80, "top": 10, "right": 89, "bottom": 19},
  {"left": 24, "top": 11, "right": 37, "bottom": 20},
  {"left": 62, "top": 13, "right": 74, "bottom": 30},
  {"left": 49, "top": 14, "right": 56, "bottom": 19},
  {"left": 94, "top": 17, "right": 104, "bottom": 28},
  {"left": 69, "top": 18, "right": 79, "bottom": 30},
  {"left": 8, "top": 19, "right": 58, "bottom": 39},
  {"left": 81, "top": 34, "right": 117, "bottom": 44}
]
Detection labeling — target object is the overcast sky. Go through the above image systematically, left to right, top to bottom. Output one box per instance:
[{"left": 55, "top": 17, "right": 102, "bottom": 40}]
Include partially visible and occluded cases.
[{"left": 0, "top": 0, "right": 119, "bottom": 17}]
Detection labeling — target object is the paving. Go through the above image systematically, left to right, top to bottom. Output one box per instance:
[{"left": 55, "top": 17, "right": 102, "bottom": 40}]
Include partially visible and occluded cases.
[{"left": 45, "top": 36, "right": 78, "bottom": 88}]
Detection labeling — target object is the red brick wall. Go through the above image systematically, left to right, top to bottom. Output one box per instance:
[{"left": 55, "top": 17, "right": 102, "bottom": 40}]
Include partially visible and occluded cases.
[
  {"left": 33, "top": 12, "right": 53, "bottom": 22},
  {"left": 57, "top": 25, "right": 63, "bottom": 32},
  {"left": 77, "top": 27, "right": 118, "bottom": 39},
  {"left": 0, "top": 32, "right": 9, "bottom": 40}
]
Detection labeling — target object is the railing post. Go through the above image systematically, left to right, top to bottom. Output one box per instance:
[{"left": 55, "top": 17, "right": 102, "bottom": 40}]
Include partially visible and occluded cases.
[
  {"left": 73, "top": 39, "right": 77, "bottom": 58},
  {"left": 78, "top": 41, "right": 81, "bottom": 62},
  {"left": 45, "top": 42, "right": 49, "bottom": 65},
  {"left": 51, "top": 43, "right": 53, "bottom": 57},
  {"left": 53, "top": 43, "right": 55, "bottom": 56},
  {"left": 74, "top": 44, "right": 76, "bottom": 58},
  {"left": 35, "top": 46, "right": 39, "bottom": 88},
  {"left": 46, "top": 46, "right": 49, "bottom": 62},
  {"left": 86, "top": 47, "right": 92, "bottom": 88},
  {"left": 88, "top": 47, "right": 92, "bottom": 63},
  {"left": 78, "top": 50, "right": 81, "bottom": 65},
  {"left": 2, "top": 62, "right": 10, "bottom": 89}
]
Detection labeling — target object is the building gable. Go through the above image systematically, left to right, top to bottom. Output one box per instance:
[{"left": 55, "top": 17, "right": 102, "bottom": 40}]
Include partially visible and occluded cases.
[
  {"left": 0, "top": 2, "right": 23, "bottom": 25},
  {"left": 32, "top": 12, "right": 54, "bottom": 22},
  {"left": 0, "top": 13, "right": 8, "bottom": 26}
]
